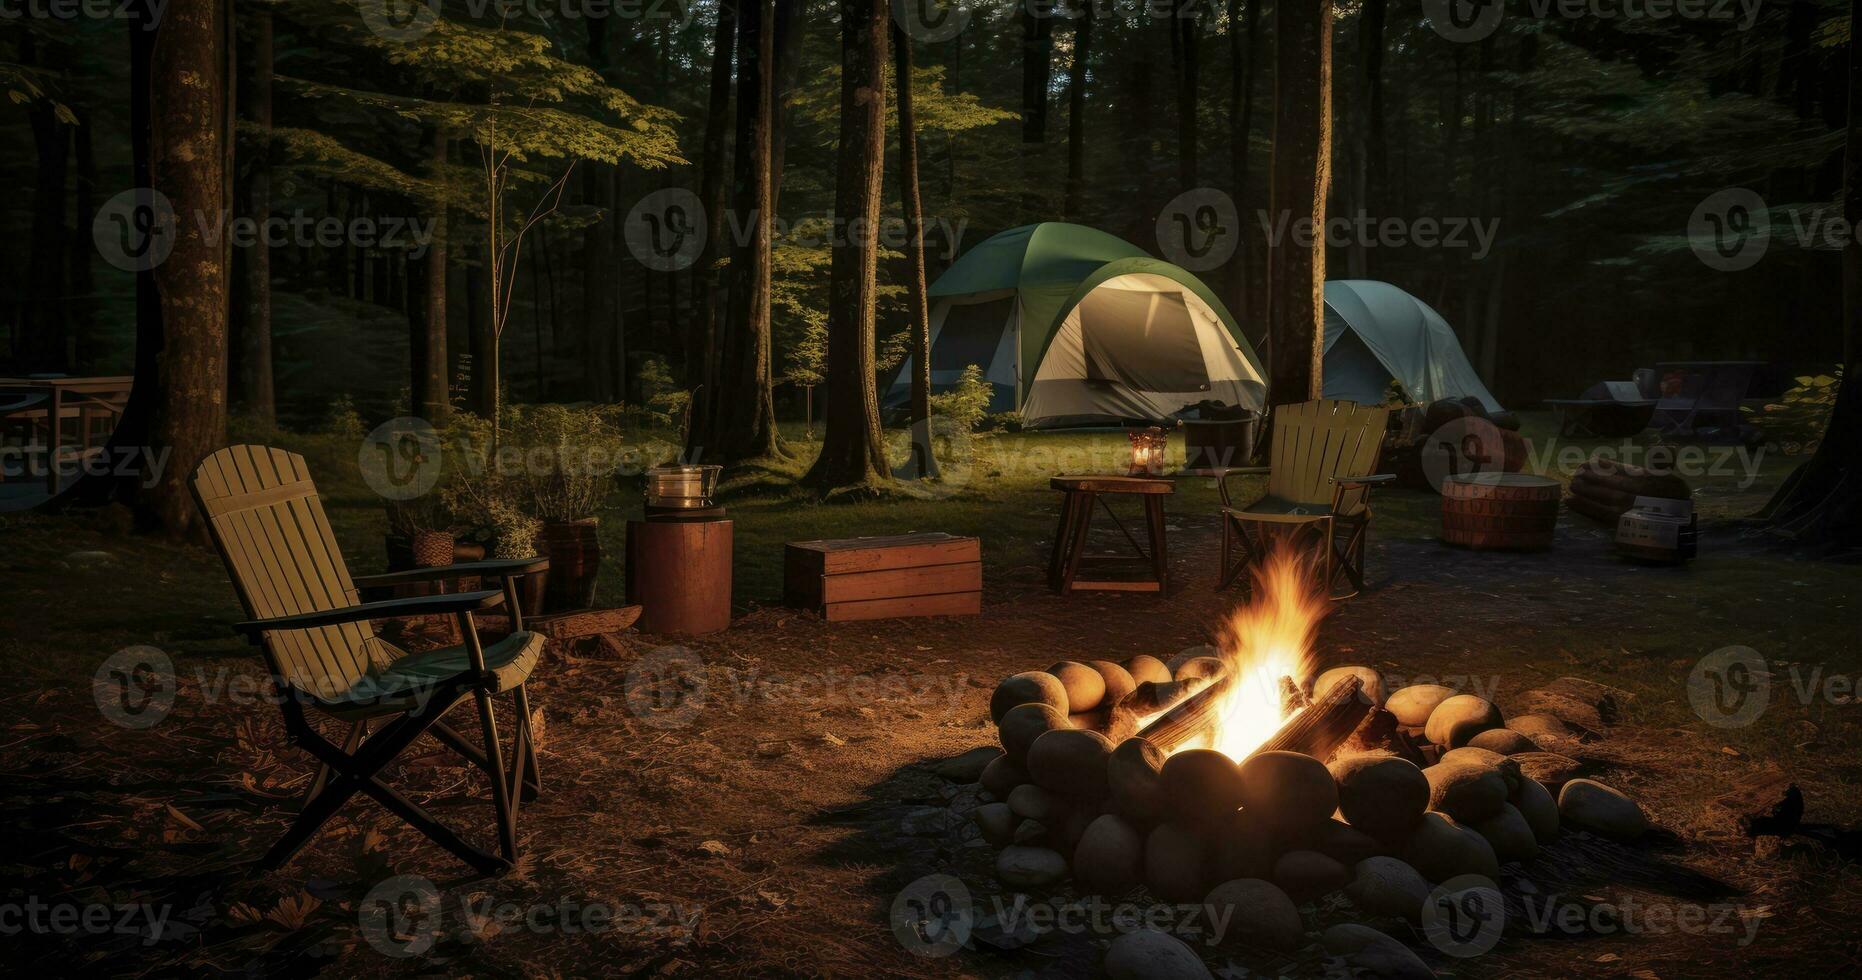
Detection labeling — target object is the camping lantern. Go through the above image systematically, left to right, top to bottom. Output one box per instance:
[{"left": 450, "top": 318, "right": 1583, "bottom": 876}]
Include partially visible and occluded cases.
[{"left": 1127, "top": 427, "right": 1168, "bottom": 476}]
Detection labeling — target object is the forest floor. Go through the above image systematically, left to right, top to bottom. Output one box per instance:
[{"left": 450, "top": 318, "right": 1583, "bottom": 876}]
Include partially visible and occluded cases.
[{"left": 1, "top": 418, "right": 1859, "bottom": 978}]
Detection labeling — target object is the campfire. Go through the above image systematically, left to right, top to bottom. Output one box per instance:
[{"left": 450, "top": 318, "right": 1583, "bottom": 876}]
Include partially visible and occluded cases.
[{"left": 971, "top": 547, "right": 1659, "bottom": 967}]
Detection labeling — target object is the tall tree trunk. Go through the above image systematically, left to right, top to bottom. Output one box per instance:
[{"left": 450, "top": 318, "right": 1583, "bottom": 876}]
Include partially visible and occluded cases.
[
  {"left": 136, "top": 0, "right": 230, "bottom": 536},
  {"left": 688, "top": 0, "right": 737, "bottom": 445},
  {"left": 701, "top": 0, "right": 782, "bottom": 463},
  {"left": 807, "top": 0, "right": 890, "bottom": 490},
  {"left": 1174, "top": 0, "right": 1199, "bottom": 188},
  {"left": 1229, "top": 0, "right": 1266, "bottom": 336},
  {"left": 1266, "top": 0, "right": 1330, "bottom": 406},
  {"left": 1360, "top": 0, "right": 1387, "bottom": 228},
  {"left": 1762, "top": 0, "right": 1862, "bottom": 548},
  {"left": 1064, "top": 2, "right": 1093, "bottom": 221},
  {"left": 233, "top": 6, "right": 275, "bottom": 425},
  {"left": 1019, "top": 6, "right": 1055, "bottom": 218},
  {"left": 582, "top": 15, "right": 619, "bottom": 405},
  {"left": 894, "top": 24, "right": 936, "bottom": 479},
  {"left": 22, "top": 29, "right": 71, "bottom": 374},
  {"left": 68, "top": 107, "right": 97, "bottom": 367},
  {"left": 412, "top": 127, "right": 449, "bottom": 424},
  {"left": 582, "top": 163, "right": 616, "bottom": 402},
  {"left": 468, "top": 261, "right": 495, "bottom": 417}
]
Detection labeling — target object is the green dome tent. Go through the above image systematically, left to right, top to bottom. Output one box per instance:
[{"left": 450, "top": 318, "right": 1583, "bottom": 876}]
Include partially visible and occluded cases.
[{"left": 886, "top": 223, "right": 1265, "bottom": 428}]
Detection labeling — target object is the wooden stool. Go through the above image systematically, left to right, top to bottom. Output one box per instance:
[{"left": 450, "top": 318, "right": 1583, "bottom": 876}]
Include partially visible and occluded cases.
[
  {"left": 1047, "top": 475, "right": 1174, "bottom": 594},
  {"left": 626, "top": 517, "right": 733, "bottom": 634}
]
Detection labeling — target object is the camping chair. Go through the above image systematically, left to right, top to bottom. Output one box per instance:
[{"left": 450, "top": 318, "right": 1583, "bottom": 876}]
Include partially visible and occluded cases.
[
  {"left": 1216, "top": 400, "right": 1393, "bottom": 599},
  {"left": 190, "top": 446, "right": 549, "bottom": 875}
]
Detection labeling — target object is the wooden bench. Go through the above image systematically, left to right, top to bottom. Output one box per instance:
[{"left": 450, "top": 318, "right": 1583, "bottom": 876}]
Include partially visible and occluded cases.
[{"left": 784, "top": 533, "right": 982, "bottom": 622}]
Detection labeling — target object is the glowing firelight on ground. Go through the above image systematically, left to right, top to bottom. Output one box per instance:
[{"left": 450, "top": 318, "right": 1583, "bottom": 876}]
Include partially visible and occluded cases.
[{"left": 1208, "top": 548, "right": 1329, "bottom": 761}]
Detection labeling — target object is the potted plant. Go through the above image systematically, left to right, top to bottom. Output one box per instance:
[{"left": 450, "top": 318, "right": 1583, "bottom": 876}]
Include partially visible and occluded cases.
[
  {"left": 512, "top": 404, "right": 621, "bottom": 612},
  {"left": 486, "top": 499, "right": 549, "bottom": 616}
]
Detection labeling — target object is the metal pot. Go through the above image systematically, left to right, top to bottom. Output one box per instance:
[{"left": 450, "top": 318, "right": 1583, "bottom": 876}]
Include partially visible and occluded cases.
[{"left": 645, "top": 464, "right": 722, "bottom": 509}]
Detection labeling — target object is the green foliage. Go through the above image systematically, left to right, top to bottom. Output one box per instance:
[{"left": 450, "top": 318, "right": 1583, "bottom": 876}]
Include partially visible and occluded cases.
[
  {"left": 1, "top": 63, "right": 76, "bottom": 124},
  {"left": 639, "top": 357, "right": 692, "bottom": 429},
  {"left": 929, "top": 365, "right": 994, "bottom": 434},
  {"left": 1745, "top": 366, "right": 1844, "bottom": 455},
  {"left": 322, "top": 394, "right": 366, "bottom": 440}
]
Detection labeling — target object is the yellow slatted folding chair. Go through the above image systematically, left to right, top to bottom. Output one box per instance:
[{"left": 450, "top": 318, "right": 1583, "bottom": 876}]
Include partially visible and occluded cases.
[
  {"left": 1216, "top": 400, "right": 1394, "bottom": 599},
  {"left": 190, "top": 446, "right": 549, "bottom": 875}
]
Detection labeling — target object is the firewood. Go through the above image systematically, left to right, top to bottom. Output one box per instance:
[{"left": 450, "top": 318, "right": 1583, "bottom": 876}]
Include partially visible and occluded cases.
[
  {"left": 1133, "top": 672, "right": 1234, "bottom": 754},
  {"left": 1247, "top": 675, "right": 1371, "bottom": 764},
  {"left": 1120, "top": 676, "right": 1212, "bottom": 718},
  {"left": 1279, "top": 676, "right": 1311, "bottom": 716},
  {"left": 1341, "top": 706, "right": 1400, "bottom": 756}
]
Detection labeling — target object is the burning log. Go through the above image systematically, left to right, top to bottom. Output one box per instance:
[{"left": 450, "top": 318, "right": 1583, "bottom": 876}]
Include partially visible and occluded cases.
[
  {"left": 1132, "top": 671, "right": 1233, "bottom": 754},
  {"left": 1246, "top": 675, "right": 1372, "bottom": 763},
  {"left": 1279, "top": 676, "right": 1311, "bottom": 716}
]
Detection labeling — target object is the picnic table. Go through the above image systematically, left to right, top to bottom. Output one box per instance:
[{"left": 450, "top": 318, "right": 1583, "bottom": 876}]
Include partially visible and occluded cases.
[
  {"left": 1650, "top": 361, "right": 1762, "bottom": 439},
  {"left": 0, "top": 375, "right": 133, "bottom": 495}
]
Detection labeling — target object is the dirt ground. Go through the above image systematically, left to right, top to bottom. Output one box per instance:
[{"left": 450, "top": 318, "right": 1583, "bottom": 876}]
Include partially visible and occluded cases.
[{"left": 3, "top": 500, "right": 1861, "bottom": 978}]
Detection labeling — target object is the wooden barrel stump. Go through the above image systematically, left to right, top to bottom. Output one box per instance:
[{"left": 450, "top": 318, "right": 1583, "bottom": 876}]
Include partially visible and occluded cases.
[
  {"left": 1441, "top": 473, "right": 1560, "bottom": 551},
  {"left": 626, "top": 518, "right": 733, "bottom": 635}
]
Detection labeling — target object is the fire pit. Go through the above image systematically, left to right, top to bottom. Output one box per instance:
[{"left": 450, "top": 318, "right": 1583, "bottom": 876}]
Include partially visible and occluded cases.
[{"left": 966, "top": 550, "right": 1655, "bottom": 969}]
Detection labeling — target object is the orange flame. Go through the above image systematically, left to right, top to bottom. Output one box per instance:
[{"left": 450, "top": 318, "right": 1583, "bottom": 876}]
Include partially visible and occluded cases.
[{"left": 1207, "top": 547, "right": 1329, "bottom": 761}]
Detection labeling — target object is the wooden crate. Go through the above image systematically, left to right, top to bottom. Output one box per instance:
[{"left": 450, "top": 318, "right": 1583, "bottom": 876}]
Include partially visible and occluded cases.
[{"left": 785, "top": 533, "right": 982, "bottom": 622}]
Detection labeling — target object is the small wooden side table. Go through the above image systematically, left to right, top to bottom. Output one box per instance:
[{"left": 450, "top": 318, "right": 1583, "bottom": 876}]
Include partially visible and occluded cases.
[
  {"left": 1047, "top": 475, "right": 1174, "bottom": 594},
  {"left": 626, "top": 517, "right": 733, "bottom": 634}
]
